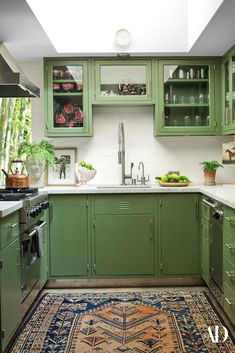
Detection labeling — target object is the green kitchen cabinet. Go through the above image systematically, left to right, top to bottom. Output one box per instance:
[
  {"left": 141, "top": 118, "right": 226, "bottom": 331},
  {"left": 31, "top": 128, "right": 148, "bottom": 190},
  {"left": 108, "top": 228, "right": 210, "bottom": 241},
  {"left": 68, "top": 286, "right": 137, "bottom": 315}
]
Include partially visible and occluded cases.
[
  {"left": 222, "top": 46, "right": 235, "bottom": 134},
  {"left": 44, "top": 59, "right": 92, "bottom": 136},
  {"left": 93, "top": 59, "right": 153, "bottom": 104},
  {"left": 156, "top": 59, "right": 220, "bottom": 136},
  {"left": 92, "top": 194, "right": 155, "bottom": 277},
  {"left": 158, "top": 194, "right": 200, "bottom": 276},
  {"left": 49, "top": 195, "right": 89, "bottom": 277},
  {"left": 201, "top": 198, "right": 210, "bottom": 286},
  {"left": 223, "top": 205, "right": 235, "bottom": 326},
  {"left": 0, "top": 211, "right": 21, "bottom": 353}
]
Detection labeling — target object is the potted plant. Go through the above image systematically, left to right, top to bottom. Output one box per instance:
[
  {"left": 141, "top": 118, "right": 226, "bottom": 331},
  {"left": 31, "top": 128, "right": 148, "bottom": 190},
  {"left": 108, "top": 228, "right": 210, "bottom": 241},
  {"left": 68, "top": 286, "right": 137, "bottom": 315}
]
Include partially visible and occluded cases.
[
  {"left": 18, "top": 140, "right": 55, "bottom": 187},
  {"left": 200, "top": 160, "right": 223, "bottom": 186}
]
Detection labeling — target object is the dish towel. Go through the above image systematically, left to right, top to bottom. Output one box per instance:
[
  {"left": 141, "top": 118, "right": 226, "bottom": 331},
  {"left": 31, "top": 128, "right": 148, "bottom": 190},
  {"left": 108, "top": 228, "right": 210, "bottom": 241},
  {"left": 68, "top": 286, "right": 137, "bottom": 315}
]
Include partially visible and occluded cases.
[{"left": 35, "top": 225, "right": 44, "bottom": 258}]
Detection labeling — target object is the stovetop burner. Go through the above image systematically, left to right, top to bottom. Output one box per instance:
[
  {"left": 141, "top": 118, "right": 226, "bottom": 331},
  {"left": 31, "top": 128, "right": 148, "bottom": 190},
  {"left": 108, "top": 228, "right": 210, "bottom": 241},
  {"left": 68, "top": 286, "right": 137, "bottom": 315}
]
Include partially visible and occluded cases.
[{"left": 0, "top": 187, "right": 38, "bottom": 201}]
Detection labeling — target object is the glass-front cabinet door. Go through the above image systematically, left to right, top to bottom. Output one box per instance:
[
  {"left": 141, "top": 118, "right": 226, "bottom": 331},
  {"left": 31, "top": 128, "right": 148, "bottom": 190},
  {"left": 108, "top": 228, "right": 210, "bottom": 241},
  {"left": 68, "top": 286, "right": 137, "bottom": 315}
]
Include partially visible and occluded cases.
[
  {"left": 222, "top": 50, "right": 235, "bottom": 134},
  {"left": 44, "top": 60, "right": 92, "bottom": 137},
  {"left": 94, "top": 60, "right": 153, "bottom": 103},
  {"left": 156, "top": 60, "right": 216, "bottom": 135}
]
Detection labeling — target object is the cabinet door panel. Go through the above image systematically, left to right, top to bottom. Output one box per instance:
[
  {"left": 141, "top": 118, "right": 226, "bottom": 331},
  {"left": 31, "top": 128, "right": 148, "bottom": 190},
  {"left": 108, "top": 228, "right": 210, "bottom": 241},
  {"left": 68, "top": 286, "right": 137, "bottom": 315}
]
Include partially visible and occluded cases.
[
  {"left": 45, "top": 60, "right": 92, "bottom": 137},
  {"left": 156, "top": 60, "right": 216, "bottom": 136},
  {"left": 160, "top": 194, "right": 199, "bottom": 275},
  {"left": 49, "top": 195, "right": 88, "bottom": 277},
  {"left": 94, "top": 215, "right": 154, "bottom": 276},
  {"left": 0, "top": 240, "right": 21, "bottom": 351}
]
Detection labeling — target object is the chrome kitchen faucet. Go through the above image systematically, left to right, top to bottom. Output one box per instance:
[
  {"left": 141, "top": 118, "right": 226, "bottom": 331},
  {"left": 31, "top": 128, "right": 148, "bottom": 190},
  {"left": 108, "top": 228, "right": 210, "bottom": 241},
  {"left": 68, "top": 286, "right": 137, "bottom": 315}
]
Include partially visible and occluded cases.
[{"left": 118, "top": 122, "right": 134, "bottom": 185}]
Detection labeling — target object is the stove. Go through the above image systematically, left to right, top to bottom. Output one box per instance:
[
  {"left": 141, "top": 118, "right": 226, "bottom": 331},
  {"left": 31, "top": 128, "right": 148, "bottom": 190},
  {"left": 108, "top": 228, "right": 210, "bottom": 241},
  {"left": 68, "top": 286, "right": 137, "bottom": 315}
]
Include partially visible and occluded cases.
[{"left": 0, "top": 187, "right": 38, "bottom": 201}]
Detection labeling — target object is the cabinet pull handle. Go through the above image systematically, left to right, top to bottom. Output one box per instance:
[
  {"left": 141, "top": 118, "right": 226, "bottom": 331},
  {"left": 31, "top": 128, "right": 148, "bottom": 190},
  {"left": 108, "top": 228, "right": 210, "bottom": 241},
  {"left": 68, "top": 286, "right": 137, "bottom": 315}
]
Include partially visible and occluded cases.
[
  {"left": 147, "top": 79, "right": 150, "bottom": 95},
  {"left": 225, "top": 107, "right": 230, "bottom": 125},
  {"left": 162, "top": 112, "right": 165, "bottom": 128},
  {"left": 202, "top": 199, "right": 216, "bottom": 208},
  {"left": 225, "top": 216, "right": 235, "bottom": 222},
  {"left": 149, "top": 219, "right": 152, "bottom": 239},
  {"left": 9, "top": 222, "right": 17, "bottom": 229},
  {"left": 225, "top": 243, "right": 235, "bottom": 249},
  {"left": 225, "top": 270, "right": 235, "bottom": 278},
  {"left": 225, "top": 297, "right": 235, "bottom": 305}
]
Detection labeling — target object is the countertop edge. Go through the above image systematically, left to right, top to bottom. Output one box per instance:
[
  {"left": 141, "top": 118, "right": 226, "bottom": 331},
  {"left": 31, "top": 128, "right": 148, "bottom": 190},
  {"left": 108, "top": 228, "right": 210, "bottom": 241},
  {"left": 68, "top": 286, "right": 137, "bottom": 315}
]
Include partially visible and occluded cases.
[{"left": 0, "top": 201, "right": 23, "bottom": 218}]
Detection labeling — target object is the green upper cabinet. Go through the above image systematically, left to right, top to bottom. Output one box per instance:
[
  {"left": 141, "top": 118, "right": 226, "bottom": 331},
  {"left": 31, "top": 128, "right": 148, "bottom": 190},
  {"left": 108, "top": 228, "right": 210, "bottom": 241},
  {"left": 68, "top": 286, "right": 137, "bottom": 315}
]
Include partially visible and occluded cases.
[
  {"left": 222, "top": 47, "right": 235, "bottom": 134},
  {"left": 44, "top": 59, "right": 92, "bottom": 137},
  {"left": 93, "top": 59, "right": 153, "bottom": 104},
  {"left": 155, "top": 59, "right": 220, "bottom": 136}
]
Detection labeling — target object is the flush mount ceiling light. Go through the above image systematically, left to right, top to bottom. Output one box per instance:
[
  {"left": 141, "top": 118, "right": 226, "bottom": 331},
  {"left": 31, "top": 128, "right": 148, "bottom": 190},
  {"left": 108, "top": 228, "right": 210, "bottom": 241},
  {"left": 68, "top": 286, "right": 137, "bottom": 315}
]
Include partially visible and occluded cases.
[{"left": 115, "top": 29, "right": 131, "bottom": 48}]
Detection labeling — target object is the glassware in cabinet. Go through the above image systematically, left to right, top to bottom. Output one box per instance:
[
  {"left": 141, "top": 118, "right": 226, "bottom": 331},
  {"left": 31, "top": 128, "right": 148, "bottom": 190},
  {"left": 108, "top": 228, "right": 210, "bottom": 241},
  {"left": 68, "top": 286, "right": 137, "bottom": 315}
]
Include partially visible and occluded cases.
[{"left": 156, "top": 60, "right": 216, "bottom": 136}]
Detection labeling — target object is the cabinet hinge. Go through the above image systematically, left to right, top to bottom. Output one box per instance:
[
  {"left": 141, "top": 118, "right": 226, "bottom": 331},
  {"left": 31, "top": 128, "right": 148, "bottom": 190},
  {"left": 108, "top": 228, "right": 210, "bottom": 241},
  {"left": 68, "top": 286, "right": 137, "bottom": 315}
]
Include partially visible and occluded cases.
[
  {"left": 213, "top": 64, "right": 216, "bottom": 70},
  {"left": 214, "top": 121, "right": 217, "bottom": 127},
  {"left": 46, "top": 123, "right": 48, "bottom": 130},
  {"left": 86, "top": 199, "right": 89, "bottom": 208},
  {"left": 159, "top": 200, "right": 162, "bottom": 207},
  {"left": 93, "top": 220, "right": 95, "bottom": 228},
  {"left": 0, "top": 259, "right": 3, "bottom": 269},
  {"left": 160, "top": 263, "right": 163, "bottom": 272},
  {"left": 87, "top": 264, "right": 90, "bottom": 272},
  {"left": 93, "top": 264, "right": 96, "bottom": 273},
  {"left": 1, "top": 329, "right": 5, "bottom": 339}
]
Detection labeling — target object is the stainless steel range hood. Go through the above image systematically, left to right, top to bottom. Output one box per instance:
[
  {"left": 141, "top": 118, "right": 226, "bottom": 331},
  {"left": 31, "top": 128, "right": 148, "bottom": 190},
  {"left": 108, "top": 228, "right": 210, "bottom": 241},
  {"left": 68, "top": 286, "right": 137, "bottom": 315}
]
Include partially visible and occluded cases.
[{"left": 0, "top": 43, "right": 40, "bottom": 97}]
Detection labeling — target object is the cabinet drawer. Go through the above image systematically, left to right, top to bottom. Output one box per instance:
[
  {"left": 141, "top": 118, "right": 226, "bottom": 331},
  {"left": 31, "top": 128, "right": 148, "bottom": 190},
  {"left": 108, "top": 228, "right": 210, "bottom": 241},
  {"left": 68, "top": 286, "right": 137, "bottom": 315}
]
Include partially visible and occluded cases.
[
  {"left": 94, "top": 195, "right": 154, "bottom": 214},
  {"left": 223, "top": 206, "right": 235, "bottom": 236},
  {"left": 0, "top": 212, "right": 19, "bottom": 250},
  {"left": 224, "top": 230, "right": 235, "bottom": 266},
  {"left": 224, "top": 257, "right": 235, "bottom": 294},
  {"left": 223, "top": 282, "right": 235, "bottom": 326}
]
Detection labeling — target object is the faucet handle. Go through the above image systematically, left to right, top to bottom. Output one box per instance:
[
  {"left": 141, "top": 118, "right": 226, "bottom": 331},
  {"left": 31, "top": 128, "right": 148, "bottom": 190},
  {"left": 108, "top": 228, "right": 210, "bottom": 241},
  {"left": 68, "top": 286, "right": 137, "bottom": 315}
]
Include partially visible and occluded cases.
[{"left": 145, "top": 174, "right": 150, "bottom": 183}]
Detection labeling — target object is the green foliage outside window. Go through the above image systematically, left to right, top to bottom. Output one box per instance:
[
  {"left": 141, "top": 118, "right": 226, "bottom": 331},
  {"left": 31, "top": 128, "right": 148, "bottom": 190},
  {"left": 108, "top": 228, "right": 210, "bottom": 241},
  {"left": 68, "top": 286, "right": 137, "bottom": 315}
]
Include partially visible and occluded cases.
[{"left": 0, "top": 97, "right": 31, "bottom": 184}]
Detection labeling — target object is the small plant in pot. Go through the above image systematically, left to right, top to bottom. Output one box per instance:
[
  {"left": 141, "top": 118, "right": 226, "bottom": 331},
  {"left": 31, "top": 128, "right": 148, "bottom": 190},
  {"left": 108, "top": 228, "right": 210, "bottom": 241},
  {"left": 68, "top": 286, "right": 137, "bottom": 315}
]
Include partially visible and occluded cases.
[
  {"left": 18, "top": 140, "right": 55, "bottom": 188},
  {"left": 200, "top": 160, "right": 223, "bottom": 186}
]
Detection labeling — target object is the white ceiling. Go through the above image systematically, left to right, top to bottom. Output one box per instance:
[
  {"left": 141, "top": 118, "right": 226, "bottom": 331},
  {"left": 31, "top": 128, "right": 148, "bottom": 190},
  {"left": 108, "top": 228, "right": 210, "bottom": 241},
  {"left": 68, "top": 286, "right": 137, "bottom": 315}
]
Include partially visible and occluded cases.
[{"left": 0, "top": 0, "right": 235, "bottom": 63}]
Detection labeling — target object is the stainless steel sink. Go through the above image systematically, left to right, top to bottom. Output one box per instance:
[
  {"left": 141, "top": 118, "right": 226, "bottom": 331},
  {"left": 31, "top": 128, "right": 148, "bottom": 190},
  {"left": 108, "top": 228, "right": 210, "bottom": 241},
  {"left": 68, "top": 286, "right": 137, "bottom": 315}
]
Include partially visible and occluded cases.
[{"left": 96, "top": 184, "right": 151, "bottom": 189}]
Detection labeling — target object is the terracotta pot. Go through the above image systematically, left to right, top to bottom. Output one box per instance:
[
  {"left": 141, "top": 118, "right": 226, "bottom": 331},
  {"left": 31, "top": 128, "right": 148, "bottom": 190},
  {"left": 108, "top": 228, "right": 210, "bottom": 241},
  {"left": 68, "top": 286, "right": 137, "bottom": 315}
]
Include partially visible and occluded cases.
[{"left": 203, "top": 170, "right": 216, "bottom": 186}]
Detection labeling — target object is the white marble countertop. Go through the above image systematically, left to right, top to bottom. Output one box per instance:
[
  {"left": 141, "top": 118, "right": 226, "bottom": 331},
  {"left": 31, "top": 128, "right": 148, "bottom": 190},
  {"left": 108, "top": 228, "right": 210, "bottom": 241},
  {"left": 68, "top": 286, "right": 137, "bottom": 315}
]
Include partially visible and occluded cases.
[
  {"left": 1, "top": 183, "right": 235, "bottom": 218},
  {"left": 44, "top": 183, "right": 235, "bottom": 209},
  {"left": 0, "top": 201, "right": 23, "bottom": 218}
]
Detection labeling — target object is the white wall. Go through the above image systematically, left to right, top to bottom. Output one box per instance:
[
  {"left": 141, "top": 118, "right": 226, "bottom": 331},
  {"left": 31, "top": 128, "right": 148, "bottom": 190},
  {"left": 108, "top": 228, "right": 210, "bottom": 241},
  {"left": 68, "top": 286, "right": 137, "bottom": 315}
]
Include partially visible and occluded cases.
[
  {"left": 187, "top": 0, "right": 224, "bottom": 50},
  {"left": 20, "top": 62, "right": 235, "bottom": 185}
]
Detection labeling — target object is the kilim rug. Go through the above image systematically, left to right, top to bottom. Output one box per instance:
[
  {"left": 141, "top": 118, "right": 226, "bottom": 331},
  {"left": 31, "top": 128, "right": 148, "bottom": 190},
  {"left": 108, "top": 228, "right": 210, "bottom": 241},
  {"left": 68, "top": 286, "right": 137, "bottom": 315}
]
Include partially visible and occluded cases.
[{"left": 9, "top": 291, "right": 235, "bottom": 353}]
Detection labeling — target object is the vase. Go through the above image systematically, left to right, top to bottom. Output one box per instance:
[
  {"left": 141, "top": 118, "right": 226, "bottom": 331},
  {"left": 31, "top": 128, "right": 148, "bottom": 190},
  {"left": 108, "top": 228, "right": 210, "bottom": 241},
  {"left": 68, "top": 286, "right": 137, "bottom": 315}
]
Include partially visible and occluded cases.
[
  {"left": 25, "top": 157, "right": 45, "bottom": 188},
  {"left": 75, "top": 164, "right": 97, "bottom": 185},
  {"left": 203, "top": 170, "right": 216, "bottom": 186}
]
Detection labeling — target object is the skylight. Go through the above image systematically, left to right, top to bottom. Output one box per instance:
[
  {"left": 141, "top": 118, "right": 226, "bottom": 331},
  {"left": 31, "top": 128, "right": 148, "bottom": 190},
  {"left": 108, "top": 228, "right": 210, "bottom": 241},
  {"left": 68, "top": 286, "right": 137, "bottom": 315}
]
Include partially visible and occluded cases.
[{"left": 26, "top": 0, "right": 224, "bottom": 54}]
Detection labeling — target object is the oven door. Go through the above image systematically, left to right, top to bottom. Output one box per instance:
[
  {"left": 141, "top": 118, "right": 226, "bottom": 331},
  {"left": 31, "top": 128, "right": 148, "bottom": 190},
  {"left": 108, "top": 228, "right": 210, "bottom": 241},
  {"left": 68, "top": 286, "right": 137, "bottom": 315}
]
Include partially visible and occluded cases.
[
  {"left": 209, "top": 215, "right": 223, "bottom": 292},
  {"left": 21, "top": 220, "right": 47, "bottom": 302}
]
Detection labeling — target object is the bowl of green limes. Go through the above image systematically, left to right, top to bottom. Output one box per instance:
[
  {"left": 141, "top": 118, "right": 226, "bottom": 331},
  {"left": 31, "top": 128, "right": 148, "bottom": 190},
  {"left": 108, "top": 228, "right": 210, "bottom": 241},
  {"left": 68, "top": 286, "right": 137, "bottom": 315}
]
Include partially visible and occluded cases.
[{"left": 155, "top": 173, "right": 190, "bottom": 187}]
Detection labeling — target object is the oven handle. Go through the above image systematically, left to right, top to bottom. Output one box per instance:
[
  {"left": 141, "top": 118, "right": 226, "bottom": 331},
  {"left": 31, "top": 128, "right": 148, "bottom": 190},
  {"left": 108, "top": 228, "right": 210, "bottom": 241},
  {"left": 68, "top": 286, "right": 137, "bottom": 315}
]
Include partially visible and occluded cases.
[
  {"left": 202, "top": 199, "right": 216, "bottom": 208},
  {"left": 24, "top": 221, "right": 47, "bottom": 238}
]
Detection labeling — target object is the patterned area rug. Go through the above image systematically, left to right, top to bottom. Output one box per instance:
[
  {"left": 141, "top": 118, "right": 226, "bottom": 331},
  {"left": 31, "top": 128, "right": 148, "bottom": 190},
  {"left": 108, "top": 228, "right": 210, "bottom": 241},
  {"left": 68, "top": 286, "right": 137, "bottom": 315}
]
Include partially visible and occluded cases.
[{"left": 10, "top": 291, "right": 235, "bottom": 353}]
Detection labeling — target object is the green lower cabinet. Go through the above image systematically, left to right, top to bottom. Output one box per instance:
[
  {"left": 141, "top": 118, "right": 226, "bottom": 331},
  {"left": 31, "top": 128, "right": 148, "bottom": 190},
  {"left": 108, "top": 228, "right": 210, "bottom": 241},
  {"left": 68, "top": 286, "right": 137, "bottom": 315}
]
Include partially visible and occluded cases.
[
  {"left": 159, "top": 194, "right": 199, "bottom": 276},
  {"left": 49, "top": 195, "right": 88, "bottom": 277},
  {"left": 93, "top": 215, "right": 154, "bottom": 276},
  {"left": 0, "top": 239, "right": 21, "bottom": 352}
]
